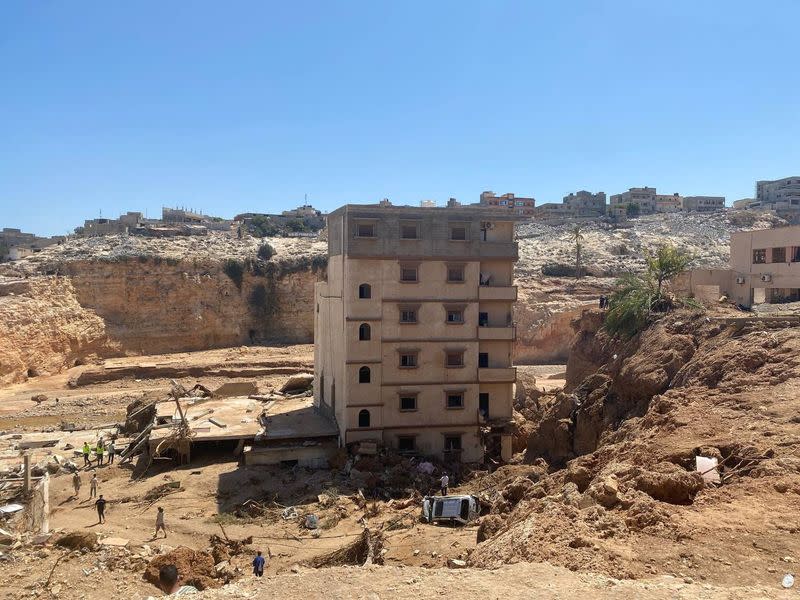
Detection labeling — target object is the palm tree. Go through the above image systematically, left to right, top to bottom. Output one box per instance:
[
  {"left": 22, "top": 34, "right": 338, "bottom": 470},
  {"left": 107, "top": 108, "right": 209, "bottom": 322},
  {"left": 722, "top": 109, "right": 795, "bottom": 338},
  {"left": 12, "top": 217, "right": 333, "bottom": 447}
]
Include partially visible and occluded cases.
[{"left": 571, "top": 225, "right": 584, "bottom": 279}]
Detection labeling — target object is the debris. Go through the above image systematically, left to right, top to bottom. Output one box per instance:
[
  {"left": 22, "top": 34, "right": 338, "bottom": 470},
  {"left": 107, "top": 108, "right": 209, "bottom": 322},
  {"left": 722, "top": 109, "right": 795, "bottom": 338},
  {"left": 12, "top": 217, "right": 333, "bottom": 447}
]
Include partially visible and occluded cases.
[
  {"left": 280, "top": 373, "right": 314, "bottom": 394},
  {"left": 213, "top": 381, "right": 258, "bottom": 397},
  {"left": 208, "top": 417, "right": 227, "bottom": 428},
  {"left": 695, "top": 456, "right": 721, "bottom": 484},
  {"left": 417, "top": 462, "right": 435, "bottom": 475},
  {"left": 142, "top": 482, "right": 184, "bottom": 503},
  {"left": 282, "top": 507, "right": 298, "bottom": 520},
  {"left": 304, "top": 514, "right": 319, "bottom": 529},
  {"left": 305, "top": 529, "right": 384, "bottom": 568},
  {"left": 55, "top": 531, "right": 98, "bottom": 551},
  {"left": 99, "top": 537, "right": 130, "bottom": 547},
  {"left": 145, "top": 547, "right": 219, "bottom": 591},
  {"left": 447, "top": 558, "right": 467, "bottom": 569},
  {"left": 782, "top": 574, "right": 794, "bottom": 589}
]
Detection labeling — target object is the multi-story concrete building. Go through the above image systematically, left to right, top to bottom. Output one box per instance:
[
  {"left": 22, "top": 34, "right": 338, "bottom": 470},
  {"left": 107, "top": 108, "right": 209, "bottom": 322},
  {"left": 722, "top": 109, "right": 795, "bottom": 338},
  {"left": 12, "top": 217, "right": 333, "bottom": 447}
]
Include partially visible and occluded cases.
[
  {"left": 752, "top": 177, "right": 800, "bottom": 213},
  {"left": 609, "top": 187, "right": 658, "bottom": 215},
  {"left": 478, "top": 191, "right": 536, "bottom": 217},
  {"left": 563, "top": 191, "right": 606, "bottom": 217},
  {"left": 655, "top": 193, "right": 683, "bottom": 213},
  {"left": 682, "top": 196, "right": 726, "bottom": 212},
  {"left": 314, "top": 203, "right": 519, "bottom": 463},
  {"left": 689, "top": 225, "right": 800, "bottom": 306}
]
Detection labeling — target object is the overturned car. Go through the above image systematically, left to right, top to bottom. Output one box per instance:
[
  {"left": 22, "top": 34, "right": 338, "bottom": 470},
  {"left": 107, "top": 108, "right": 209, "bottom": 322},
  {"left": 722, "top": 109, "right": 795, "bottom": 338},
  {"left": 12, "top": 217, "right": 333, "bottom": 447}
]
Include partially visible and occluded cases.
[{"left": 421, "top": 495, "right": 480, "bottom": 525}]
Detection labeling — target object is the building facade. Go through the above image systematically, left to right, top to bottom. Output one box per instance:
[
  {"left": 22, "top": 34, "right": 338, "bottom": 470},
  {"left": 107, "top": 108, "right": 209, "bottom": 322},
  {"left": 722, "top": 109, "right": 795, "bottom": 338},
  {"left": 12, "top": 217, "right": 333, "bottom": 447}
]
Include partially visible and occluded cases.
[
  {"left": 752, "top": 177, "right": 800, "bottom": 213},
  {"left": 609, "top": 187, "right": 658, "bottom": 215},
  {"left": 478, "top": 191, "right": 536, "bottom": 217},
  {"left": 682, "top": 196, "right": 726, "bottom": 212},
  {"left": 314, "top": 203, "right": 518, "bottom": 463},
  {"left": 689, "top": 225, "right": 800, "bottom": 306}
]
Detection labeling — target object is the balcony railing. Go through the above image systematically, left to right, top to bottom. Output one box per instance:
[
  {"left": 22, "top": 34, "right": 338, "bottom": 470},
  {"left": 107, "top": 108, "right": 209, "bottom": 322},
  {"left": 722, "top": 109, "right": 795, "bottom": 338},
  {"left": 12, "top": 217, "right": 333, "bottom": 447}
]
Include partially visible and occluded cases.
[{"left": 478, "top": 325, "right": 516, "bottom": 341}]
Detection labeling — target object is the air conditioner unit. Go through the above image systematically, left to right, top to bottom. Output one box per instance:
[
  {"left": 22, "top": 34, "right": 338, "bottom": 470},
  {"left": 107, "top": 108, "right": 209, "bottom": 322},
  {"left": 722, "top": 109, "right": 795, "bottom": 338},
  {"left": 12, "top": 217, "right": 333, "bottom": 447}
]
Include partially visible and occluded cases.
[
  {"left": 760, "top": 274, "right": 772, "bottom": 283},
  {"left": 735, "top": 276, "right": 745, "bottom": 284}
]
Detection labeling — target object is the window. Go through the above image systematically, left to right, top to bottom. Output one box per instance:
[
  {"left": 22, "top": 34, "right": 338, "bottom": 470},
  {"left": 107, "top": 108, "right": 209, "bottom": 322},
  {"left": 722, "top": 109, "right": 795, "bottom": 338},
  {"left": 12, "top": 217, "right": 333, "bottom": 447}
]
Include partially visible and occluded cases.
[
  {"left": 356, "top": 222, "right": 375, "bottom": 238},
  {"left": 400, "top": 223, "right": 419, "bottom": 239},
  {"left": 450, "top": 225, "right": 467, "bottom": 241},
  {"left": 772, "top": 247, "right": 786, "bottom": 263},
  {"left": 792, "top": 247, "right": 800, "bottom": 263},
  {"left": 753, "top": 249, "right": 767, "bottom": 264},
  {"left": 400, "top": 265, "right": 418, "bottom": 282},
  {"left": 447, "top": 265, "right": 465, "bottom": 282},
  {"left": 358, "top": 283, "right": 371, "bottom": 299},
  {"left": 399, "top": 307, "right": 417, "bottom": 323},
  {"left": 446, "top": 309, "right": 464, "bottom": 323},
  {"left": 478, "top": 312, "right": 489, "bottom": 326},
  {"left": 358, "top": 323, "right": 371, "bottom": 341},
  {"left": 446, "top": 351, "right": 464, "bottom": 367},
  {"left": 399, "top": 352, "right": 418, "bottom": 368},
  {"left": 478, "top": 352, "right": 489, "bottom": 368},
  {"left": 358, "top": 366, "right": 371, "bottom": 383},
  {"left": 446, "top": 393, "right": 464, "bottom": 409},
  {"left": 479, "top": 393, "right": 489, "bottom": 418},
  {"left": 399, "top": 395, "right": 417, "bottom": 411},
  {"left": 358, "top": 409, "right": 370, "bottom": 428},
  {"left": 444, "top": 435, "right": 462, "bottom": 451},
  {"left": 398, "top": 436, "right": 415, "bottom": 452}
]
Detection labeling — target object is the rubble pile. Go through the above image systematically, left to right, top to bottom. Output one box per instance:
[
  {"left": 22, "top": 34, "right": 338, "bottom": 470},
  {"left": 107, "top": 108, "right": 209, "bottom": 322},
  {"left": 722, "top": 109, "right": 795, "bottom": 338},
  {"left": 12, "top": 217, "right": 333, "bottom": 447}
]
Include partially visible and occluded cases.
[
  {"left": 515, "top": 211, "right": 785, "bottom": 278},
  {"left": 467, "top": 308, "right": 800, "bottom": 582}
]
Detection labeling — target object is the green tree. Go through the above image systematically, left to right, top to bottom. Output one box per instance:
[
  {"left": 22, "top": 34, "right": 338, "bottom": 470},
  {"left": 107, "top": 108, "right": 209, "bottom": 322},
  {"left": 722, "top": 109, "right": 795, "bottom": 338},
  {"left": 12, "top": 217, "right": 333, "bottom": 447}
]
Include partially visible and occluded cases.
[
  {"left": 626, "top": 203, "right": 641, "bottom": 218},
  {"left": 604, "top": 244, "right": 694, "bottom": 338}
]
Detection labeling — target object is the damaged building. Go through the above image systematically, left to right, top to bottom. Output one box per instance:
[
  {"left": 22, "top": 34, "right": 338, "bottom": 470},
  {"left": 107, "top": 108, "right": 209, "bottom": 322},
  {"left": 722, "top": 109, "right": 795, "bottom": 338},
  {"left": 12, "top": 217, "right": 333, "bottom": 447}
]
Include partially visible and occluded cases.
[{"left": 314, "top": 202, "right": 520, "bottom": 463}]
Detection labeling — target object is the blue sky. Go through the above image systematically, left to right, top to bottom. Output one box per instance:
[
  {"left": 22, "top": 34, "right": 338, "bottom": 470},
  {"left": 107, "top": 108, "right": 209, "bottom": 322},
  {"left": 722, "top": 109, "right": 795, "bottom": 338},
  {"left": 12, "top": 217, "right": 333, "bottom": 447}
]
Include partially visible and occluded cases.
[{"left": 1, "top": 1, "right": 799, "bottom": 236}]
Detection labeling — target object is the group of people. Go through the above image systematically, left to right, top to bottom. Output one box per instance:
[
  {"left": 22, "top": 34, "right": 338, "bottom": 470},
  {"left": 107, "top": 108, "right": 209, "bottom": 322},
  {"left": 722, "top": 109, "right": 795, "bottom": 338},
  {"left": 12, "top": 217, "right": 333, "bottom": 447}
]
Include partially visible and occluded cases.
[
  {"left": 598, "top": 295, "right": 610, "bottom": 309},
  {"left": 81, "top": 438, "right": 116, "bottom": 467}
]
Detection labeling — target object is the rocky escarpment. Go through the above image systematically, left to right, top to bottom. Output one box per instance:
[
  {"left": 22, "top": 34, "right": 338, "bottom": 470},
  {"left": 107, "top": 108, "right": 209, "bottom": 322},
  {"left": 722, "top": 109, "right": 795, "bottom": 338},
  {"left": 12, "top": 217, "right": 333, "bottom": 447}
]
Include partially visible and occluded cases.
[
  {"left": 57, "top": 256, "right": 323, "bottom": 355},
  {"left": 0, "top": 277, "right": 117, "bottom": 385}
]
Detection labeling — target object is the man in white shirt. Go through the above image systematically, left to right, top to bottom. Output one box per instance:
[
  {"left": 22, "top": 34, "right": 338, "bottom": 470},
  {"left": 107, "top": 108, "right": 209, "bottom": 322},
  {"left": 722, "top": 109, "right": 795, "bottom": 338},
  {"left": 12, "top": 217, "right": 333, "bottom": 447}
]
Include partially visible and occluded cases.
[{"left": 440, "top": 473, "right": 449, "bottom": 496}]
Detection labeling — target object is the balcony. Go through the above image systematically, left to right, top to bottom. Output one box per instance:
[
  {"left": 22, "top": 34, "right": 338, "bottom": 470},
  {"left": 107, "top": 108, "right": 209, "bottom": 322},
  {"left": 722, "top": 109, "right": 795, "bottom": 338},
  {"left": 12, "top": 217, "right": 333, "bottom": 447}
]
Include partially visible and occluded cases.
[
  {"left": 478, "top": 285, "right": 517, "bottom": 301},
  {"left": 478, "top": 326, "right": 515, "bottom": 341},
  {"left": 478, "top": 367, "right": 517, "bottom": 383}
]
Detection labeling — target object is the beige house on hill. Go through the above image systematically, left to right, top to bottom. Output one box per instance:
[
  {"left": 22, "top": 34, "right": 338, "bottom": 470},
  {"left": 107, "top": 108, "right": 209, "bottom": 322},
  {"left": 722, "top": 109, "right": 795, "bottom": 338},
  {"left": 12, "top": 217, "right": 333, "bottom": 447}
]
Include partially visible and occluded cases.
[
  {"left": 314, "top": 203, "right": 519, "bottom": 463},
  {"left": 689, "top": 225, "right": 800, "bottom": 306}
]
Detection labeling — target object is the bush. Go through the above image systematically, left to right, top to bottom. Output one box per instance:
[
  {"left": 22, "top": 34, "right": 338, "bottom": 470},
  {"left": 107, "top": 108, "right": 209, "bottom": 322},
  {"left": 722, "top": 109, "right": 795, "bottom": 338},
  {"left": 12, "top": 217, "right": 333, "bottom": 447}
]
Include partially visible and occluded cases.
[
  {"left": 257, "top": 243, "right": 276, "bottom": 261},
  {"left": 223, "top": 259, "right": 245, "bottom": 290},
  {"left": 542, "top": 262, "right": 580, "bottom": 277}
]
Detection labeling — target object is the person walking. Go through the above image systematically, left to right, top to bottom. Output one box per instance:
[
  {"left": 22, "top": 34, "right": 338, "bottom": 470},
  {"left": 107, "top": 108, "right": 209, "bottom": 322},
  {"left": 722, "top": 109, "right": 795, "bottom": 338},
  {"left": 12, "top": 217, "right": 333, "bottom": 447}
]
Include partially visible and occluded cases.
[
  {"left": 95, "top": 440, "right": 104, "bottom": 467},
  {"left": 107, "top": 440, "right": 116, "bottom": 465},
  {"left": 82, "top": 442, "right": 91, "bottom": 467},
  {"left": 72, "top": 471, "right": 81, "bottom": 499},
  {"left": 89, "top": 472, "right": 98, "bottom": 499},
  {"left": 440, "top": 472, "right": 449, "bottom": 496},
  {"left": 95, "top": 494, "right": 107, "bottom": 524},
  {"left": 154, "top": 506, "right": 167, "bottom": 539},
  {"left": 252, "top": 551, "right": 266, "bottom": 577}
]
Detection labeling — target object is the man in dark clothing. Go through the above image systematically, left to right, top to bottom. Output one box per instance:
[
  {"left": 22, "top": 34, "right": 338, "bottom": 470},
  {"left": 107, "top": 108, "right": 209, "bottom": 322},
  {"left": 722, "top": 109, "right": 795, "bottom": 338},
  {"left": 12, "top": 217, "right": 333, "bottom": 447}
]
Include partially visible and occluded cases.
[
  {"left": 95, "top": 494, "right": 107, "bottom": 524},
  {"left": 252, "top": 551, "right": 266, "bottom": 577}
]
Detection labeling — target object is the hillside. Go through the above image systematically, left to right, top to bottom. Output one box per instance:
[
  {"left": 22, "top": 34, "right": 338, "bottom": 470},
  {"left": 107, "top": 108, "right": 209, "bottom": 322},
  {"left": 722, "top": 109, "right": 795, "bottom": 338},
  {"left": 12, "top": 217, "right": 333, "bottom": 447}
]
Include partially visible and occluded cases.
[{"left": 469, "top": 308, "right": 800, "bottom": 587}]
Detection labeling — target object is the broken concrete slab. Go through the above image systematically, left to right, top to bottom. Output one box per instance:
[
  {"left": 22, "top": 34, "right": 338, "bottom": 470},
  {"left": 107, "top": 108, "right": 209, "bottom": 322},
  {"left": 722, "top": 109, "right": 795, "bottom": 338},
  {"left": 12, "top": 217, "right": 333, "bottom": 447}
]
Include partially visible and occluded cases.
[
  {"left": 280, "top": 373, "right": 314, "bottom": 393},
  {"left": 213, "top": 381, "right": 258, "bottom": 398},
  {"left": 99, "top": 537, "right": 130, "bottom": 547}
]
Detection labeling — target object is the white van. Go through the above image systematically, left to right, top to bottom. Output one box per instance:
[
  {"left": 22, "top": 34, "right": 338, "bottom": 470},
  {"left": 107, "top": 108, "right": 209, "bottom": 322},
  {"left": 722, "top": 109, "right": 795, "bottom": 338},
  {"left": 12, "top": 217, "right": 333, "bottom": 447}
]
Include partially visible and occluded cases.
[{"left": 421, "top": 495, "right": 480, "bottom": 525}]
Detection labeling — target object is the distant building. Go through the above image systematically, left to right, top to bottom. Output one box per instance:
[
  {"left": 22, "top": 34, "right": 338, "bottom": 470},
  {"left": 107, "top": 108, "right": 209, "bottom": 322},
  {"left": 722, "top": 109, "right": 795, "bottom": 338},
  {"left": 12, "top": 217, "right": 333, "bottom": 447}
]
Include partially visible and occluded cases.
[
  {"left": 752, "top": 177, "right": 800, "bottom": 213},
  {"left": 609, "top": 187, "right": 658, "bottom": 215},
  {"left": 478, "top": 191, "right": 536, "bottom": 217},
  {"left": 563, "top": 191, "right": 606, "bottom": 217},
  {"left": 655, "top": 193, "right": 682, "bottom": 213},
  {"left": 682, "top": 196, "right": 726, "bottom": 212},
  {"left": 732, "top": 198, "right": 756, "bottom": 210},
  {"left": 420, "top": 200, "right": 437, "bottom": 208},
  {"left": 282, "top": 204, "right": 322, "bottom": 218},
  {"left": 689, "top": 225, "right": 800, "bottom": 307},
  {"left": 0, "top": 228, "right": 63, "bottom": 261}
]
